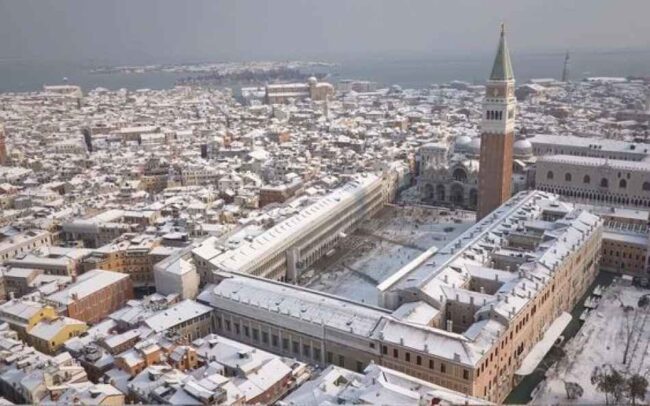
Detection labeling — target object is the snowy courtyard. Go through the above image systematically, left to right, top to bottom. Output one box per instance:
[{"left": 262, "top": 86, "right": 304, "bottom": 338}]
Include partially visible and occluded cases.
[
  {"left": 301, "top": 205, "right": 475, "bottom": 306},
  {"left": 533, "top": 280, "right": 650, "bottom": 404}
]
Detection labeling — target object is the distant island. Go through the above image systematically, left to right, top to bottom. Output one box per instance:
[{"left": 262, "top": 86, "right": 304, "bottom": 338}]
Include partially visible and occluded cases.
[{"left": 89, "top": 61, "right": 336, "bottom": 86}]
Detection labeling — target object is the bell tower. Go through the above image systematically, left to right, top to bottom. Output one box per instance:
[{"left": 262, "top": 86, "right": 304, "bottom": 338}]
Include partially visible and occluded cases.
[
  {"left": 477, "top": 24, "right": 516, "bottom": 219},
  {"left": 0, "top": 123, "right": 7, "bottom": 166}
]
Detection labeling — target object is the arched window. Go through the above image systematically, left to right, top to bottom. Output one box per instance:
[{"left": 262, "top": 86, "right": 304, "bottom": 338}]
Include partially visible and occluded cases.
[
  {"left": 452, "top": 168, "right": 468, "bottom": 182},
  {"left": 547, "top": 171, "right": 554, "bottom": 180},
  {"left": 565, "top": 173, "right": 572, "bottom": 182},
  {"left": 583, "top": 175, "right": 590, "bottom": 184},
  {"left": 600, "top": 178, "right": 609, "bottom": 188},
  {"left": 619, "top": 179, "right": 627, "bottom": 189},
  {"left": 643, "top": 182, "right": 650, "bottom": 192}
]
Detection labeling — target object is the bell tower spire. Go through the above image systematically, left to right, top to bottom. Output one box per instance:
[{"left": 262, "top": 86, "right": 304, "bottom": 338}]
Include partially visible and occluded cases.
[
  {"left": 490, "top": 23, "right": 514, "bottom": 81},
  {"left": 477, "top": 24, "right": 517, "bottom": 219}
]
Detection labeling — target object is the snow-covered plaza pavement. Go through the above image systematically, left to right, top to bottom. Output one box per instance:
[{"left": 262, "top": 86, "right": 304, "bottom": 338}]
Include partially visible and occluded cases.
[{"left": 533, "top": 280, "right": 650, "bottom": 404}]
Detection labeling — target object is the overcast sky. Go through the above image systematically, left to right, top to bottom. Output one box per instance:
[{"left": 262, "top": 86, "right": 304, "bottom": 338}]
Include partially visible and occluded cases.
[{"left": 1, "top": 0, "right": 649, "bottom": 64}]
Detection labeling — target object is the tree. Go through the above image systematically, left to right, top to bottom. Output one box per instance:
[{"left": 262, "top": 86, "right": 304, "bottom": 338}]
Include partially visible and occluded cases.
[
  {"left": 623, "top": 305, "right": 638, "bottom": 365},
  {"left": 591, "top": 365, "right": 626, "bottom": 405},
  {"left": 592, "top": 366, "right": 610, "bottom": 405},
  {"left": 607, "top": 369, "right": 626, "bottom": 404},
  {"left": 626, "top": 374, "right": 648, "bottom": 406},
  {"left": 564, "top": 381, "right": 584, "bottom": 400}
]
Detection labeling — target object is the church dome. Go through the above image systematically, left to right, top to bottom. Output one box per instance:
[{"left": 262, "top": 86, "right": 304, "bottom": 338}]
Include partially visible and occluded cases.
[
  {"left": 308, "top": 76, "right": 318, "bottom": 86},
  {"left": 454, "top": 135, "right": 472, "bottom": 153},
  {"left": 468, "top": 137, "right": 481, "bottom": 156},
  {"left": 513, "top": 139, "right": 533, "bottom": 159}
]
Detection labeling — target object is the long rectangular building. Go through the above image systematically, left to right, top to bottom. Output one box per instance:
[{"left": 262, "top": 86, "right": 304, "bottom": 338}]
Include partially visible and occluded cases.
[
  {"left": 535, "top": 154, "right": 650, "bottom": 209},
  {"left": 192, "top": 174, "right": 386, "bottom": 282},
  {"left": 198, "top": 190, "right": 603, "bottom": 403}
]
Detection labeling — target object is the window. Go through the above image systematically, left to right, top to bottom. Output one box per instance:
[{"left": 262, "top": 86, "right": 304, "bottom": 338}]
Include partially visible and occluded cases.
[
  {"left": 546, "top": 171, "right": 554, "bottom": 180},
  {"left": 565, "top": 173, "right": 572, "bottom": 181},
  {"left": 583, "top": 175, "right": 590, "bottom": 184},
  {"left": 600, "top": 178, "right": 609, "bottom": 188},
  {"left": 620, "top": 179, "right": 627, "bottom": 189},
  {"left": 644, "top": 182, "right": 650, "bottom": 191},
  {"left": 234, "top": 323, "right": 240, "bottom": 335},
  {"left": 244, "top": 326, "right": 250, "bottom": 337},
  {"left": 252, "top": 328, "right": 259, "bottom": 341},
  {"left": 262, "top": 331, "right": 268, "bottom": 344},
  {"left": 272, "top": 334, "right": 278, "bottom": 347},
  {"left": 282, "top": 338, "right": 289, "bottom": 350},
  {"left": 292, "top": 341, "right": 299, "bottom": 354},
  {"left": 303, "top": 343, "right": 311, "bottom": 357},
  {"left": 382, "top": 345, "right": 388, "bottom": 355},
  {"left": 314, "top": 348, "right": 321, "bottom": 361},
  {"left": 393, "top": 349, "right": 399, "bottom": 358},
  {"left": 327, "top": 351, "right": 333, "bottom": 363},
  {"left": 405, "top": 352, "right": 411, "bottom": 362},
  {"left": 338, "top": 355, "right": 345, "bottom": 366},
  {"left": 416, "top": 355, "right": 422, "bottom": 366},
  {"left": 429, "top": 359, "right": 434, "bottom": 369},
  {"left": 356, "top": 361, "right": 363, "bottom": 372},
  {"left": 440, "top": 363, "right": 446, "bottom": 373},
  {"left": 463, "top": 369, "right": 470, "bottom": 380}
]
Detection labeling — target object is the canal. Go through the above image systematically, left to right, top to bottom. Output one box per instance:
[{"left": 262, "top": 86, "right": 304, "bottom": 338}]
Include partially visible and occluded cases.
[{"left": 504, "top": 271, "right": 618, "bottom": 404}]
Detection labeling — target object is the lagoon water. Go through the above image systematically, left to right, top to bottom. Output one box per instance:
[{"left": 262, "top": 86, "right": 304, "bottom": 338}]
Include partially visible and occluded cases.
[{"left": 0, "top": 49, "right": 649, "bottom": 93}]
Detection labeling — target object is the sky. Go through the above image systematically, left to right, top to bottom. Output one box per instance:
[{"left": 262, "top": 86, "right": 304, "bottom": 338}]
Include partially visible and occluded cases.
[{"left": 0, "top": 0, "right": 649, "bottom": 64}]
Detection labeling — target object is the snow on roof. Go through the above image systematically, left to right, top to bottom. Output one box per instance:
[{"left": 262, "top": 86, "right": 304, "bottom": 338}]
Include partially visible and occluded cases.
[
  {"left": 528, "top": 134, "right": 650, "bottom": 158},
  {"left": 538, "top": 154, "right": 650, "bottom": 172},
  {"left": 210, "top": 174, "right": 381, "bottom": 274},
  {"left": 603, "top": 230, "right": 649, "bottom": 246},
  {"left": 46, "top": 269, "right": 129, "bottom": 305},
  {"left": 198, "top": 275, "right": 391, "bottom": 338},
  {"left": 0, "top": 300, "right": 46, "bottom": 323},
  {"left": 144, "top": 300, "right": 211, "bottom": 333},
  {"left": 391, "top": 301, "right": 439, "bottom": 326},
  {"left": 29, "top": 316, "right": 85, "bottom": 341},
  {"left": 195, "top": 333, "right": 293, "bottom": 397},
  {"left": 282, "top": 363, "right": 492, "bottom": 406}
]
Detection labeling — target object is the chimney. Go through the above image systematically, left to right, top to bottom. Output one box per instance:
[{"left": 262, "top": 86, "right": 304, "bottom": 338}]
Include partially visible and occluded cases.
[
  {"left": 480, "top": 286, "right": 485, "bottom": 294},
  {"left": 446, "top": 320, "right": 453, "bottom": 332}
]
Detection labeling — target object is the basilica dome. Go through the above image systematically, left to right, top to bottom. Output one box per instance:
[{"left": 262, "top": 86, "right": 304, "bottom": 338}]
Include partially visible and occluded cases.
[
  {"left": 454, "top": 135, "right": 472, "bottom": 153},
  {"left": 468, "top": 137, "right": 482, "bottom": 156},
  {"left": 513, "top": 138, "right": 533, "bottom": 159}
]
